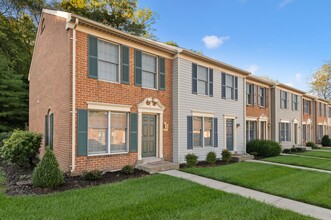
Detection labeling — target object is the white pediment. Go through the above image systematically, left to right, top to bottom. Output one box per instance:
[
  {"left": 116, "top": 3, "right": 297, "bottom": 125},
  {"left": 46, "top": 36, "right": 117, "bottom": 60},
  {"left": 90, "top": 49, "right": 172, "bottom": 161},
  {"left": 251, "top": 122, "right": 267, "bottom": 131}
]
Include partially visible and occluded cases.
[{"left": 138, "top": 97, "right": 165, "bottom": 113}]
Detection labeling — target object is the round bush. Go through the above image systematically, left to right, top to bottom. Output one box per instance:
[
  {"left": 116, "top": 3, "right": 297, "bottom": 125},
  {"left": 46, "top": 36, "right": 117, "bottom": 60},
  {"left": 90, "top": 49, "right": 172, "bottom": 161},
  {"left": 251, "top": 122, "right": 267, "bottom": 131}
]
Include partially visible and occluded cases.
[
  {"left": 0, "top": 130, "right": 42, "bottom": 167},
  {"left": 321, "top": 135, "right": 331, "bottom": 146},
  {"left": 246, "top": 140, "right": 281, "bottom": 158},
  {"left": 306, "top": 142, "right": 316, "bottom": 149},
  {"left": 32, "top": 148, "right": 64, "bottom": 188},
  {"left": 221, "top": 149, "right": 232, "bottom": 162},
  {"left": 206, "top": 151, "right": 217, "bottom": 164},
  {"left": 185, "top": 153, "right": 198, "bottom": 167},
  {"left": 121, "top": 165, "right": 134, "bottom": 175},
  {"left": 83, "top": 170, "right": 102, "bottom": 180}
]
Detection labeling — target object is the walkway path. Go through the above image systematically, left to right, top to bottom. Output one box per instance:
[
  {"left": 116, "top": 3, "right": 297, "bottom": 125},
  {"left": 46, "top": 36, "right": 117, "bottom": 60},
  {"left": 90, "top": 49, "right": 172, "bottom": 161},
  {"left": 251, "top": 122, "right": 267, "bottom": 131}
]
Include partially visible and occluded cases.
[
  {"left": 280, "top": 153, "right": 331, "bottom": 160},
  {"left": 247, "top": 159, "right": 331, "bottom": 174},
  {"left": 161, "top": 170, "right": 331, "bottom": 220}
]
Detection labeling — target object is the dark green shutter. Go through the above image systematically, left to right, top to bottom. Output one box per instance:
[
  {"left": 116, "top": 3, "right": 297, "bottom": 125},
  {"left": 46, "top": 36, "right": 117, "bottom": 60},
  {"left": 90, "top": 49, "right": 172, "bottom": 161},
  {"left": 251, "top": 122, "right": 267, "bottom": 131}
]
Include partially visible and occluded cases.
[
  {"left": 88, "top": 35, "right": 98, "bottom": 78},
  {"left": 121, "top": 45, "right": 130, "bottom": 84},
  {"left": 134, "top": 49, "right": 142, "bottom": 86},
  {"left": 159, "top": 57, "right": 166, "bottom": 90},
  {"left": 192, "top": 63, "right": 197, "bottom": 94},
  {"left": 209, "top": 69, "right": 213, "bottom": 97},
  {"left": 221, "top": 72, "right": 226, "bottom": 99},
  {"left": 265, "top": 88, "right": 269, "bottom": 107},
  {"left": 77, "top": 109, "right": 88, "bottom": 156},
  {"left": 49, "top": 113, "right": 53, "bottom": 149},
  {"left": 129, "top": 113, "right": 138, "bottom": 152},
  {"left": 44, "top": 115, "right": 48, "bottom": 147},
  {"left": 187, "top": 116, "right": 193, "bottom": 149},
  {"left": 214, "top": 118, "right": 218, "bottom": 147}
]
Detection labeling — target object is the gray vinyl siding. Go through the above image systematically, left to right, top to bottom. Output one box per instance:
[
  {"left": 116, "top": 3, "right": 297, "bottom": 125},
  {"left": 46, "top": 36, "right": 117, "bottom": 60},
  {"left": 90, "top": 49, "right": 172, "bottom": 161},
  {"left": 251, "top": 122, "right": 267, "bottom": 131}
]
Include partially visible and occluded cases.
[
  {"left": 172, "top": 58, "right": 179, "bottom": 163},
  {"left": 173, "top": 58, "right": 245, "bottom": 163},
  {"left": 271, "top": 87, "right": 302, "bottom": 148}
]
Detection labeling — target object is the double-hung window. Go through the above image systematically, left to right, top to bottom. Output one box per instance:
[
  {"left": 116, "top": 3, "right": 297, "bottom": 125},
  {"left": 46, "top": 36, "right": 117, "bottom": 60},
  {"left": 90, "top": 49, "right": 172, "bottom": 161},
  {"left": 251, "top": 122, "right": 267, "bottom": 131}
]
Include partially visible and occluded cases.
[
  {"left": 98, "top": 40, "right": 119, "bottom": 82},
  {"left": 141, "top": 53, "right": 157, "bottom": 89},
  {"left": 192, "top": 64, "right": 213, "bottom": 96},
  {"left": 197, "top": 65, "right": 208, "bottom": 95},
  {"left": 221, "top": 73, "right": 238, "bottom": 100},
  {"left": 246, "top": 83, "right": 253, "bottom": 105},
  {"left": 258, "top": 87, "right": 266, "bottom": 107},
  {"left": 280, "top": 90, "right": 288, "bottom": 109},
  {"left": 292, "top": 94, "right": 298, "bottom": 111},
  {"left": 303, "top": 99, "right": 311, "bottom": 114},
  {"left": 88, "top": 111, "right": 128, "bottom": 155},
  {"left": 193, "top": 116, "right": 214, "bottom": 148},
  {"left": 246, "top": 121, "right": 257, "bottom": 142},
  {"left": 279, "top": 122, "right": 291, "bottom": 142}
]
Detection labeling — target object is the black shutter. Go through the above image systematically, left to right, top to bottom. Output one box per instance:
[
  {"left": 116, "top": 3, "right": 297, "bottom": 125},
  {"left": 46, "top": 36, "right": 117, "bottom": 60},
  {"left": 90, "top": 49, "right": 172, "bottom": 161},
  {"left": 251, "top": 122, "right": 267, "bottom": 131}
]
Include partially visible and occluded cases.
[
  {"left": 88, "top": 35, "right": 98, "bottom": 79},
  {"left": 121, "top": 45, "right": 130, "bottom": 84},
  {"left": 134, "top": 49, "right": 142, "bottom": 86},
  {"left": 159, "top": 57, "right": 166, "bottom": 90},
  {"left": 192, "top": 63, "right": 197, "bottom": 94},
  {"left": 209, "top": 69, "right": 213, "bottom": 97},
  {"left": 221, "top": 72, "right": 226, "bottom": 99},
  {"left": 235, "top": 77, "right": 238, "bottom": 100},
  {"left": 265, "top": 88, "right": 269, "bottom": 107},
  {"left": 77, "top": 109, "right": 88, "bottom": 156},
  {"left": 49, "top": 113, "right": 53, "bottom": 149},
  {"left": 129, "top": 113, "right": 138, "bottom": 152},
  {"left": 44, "top": 115, "right": 48, "bottom": 148},
  {"left": 187, "top": 116, "right": 193, "bottom": 149},
  {"left": 214, "top": 118, "right": 218, "bottom": 147}
]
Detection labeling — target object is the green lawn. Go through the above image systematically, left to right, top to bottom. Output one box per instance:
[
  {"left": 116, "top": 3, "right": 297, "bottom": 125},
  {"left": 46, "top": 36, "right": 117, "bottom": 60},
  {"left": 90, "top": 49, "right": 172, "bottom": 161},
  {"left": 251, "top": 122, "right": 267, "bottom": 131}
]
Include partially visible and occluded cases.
[
  {"left": 317, "top": 148, "right": 331, "bottom": 151},
  {"left": 294, "top": 150, "right": 331, "bottom": 159},
  {"left": 263, "top": 155, "right": 331, "bottom": 171},
  {"left": 184, "top": 162, "right": 331, "bottom": 209},
  {"left": 0, "top": 171, "right": 311, "bottom": 220}
]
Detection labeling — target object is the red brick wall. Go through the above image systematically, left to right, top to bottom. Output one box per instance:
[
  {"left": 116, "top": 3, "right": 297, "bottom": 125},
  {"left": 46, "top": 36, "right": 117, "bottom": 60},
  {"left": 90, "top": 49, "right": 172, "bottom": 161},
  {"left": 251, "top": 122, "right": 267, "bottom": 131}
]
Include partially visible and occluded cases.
[
  {"left": 29, "top": 13, "right": 72, "bottom": 172},
  {"left": 74, "top": 31, "right": 173, "bottom": 173}
]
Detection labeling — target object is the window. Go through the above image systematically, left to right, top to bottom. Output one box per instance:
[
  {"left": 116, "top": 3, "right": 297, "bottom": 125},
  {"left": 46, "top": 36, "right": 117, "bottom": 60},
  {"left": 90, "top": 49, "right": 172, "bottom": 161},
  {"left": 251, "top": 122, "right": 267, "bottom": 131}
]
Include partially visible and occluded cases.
[
  {"left": 98, "top": 40, "right": 119, "bottom": 82},
  {"left": 141, "top": 53, "right": 157, "bottom": 88},
  {"left": 197, "top": 65, "right": 208, "bottom": 95},
  {"left": 222, "top": 73, "right": 238, "bottom": 100},
  {"left": 246, "top": 83, "right": 253, "bottom": 105},
  {"left": 258, "top": 87, "right": 266, "bottom": 107},
  {"left": 280, "top": 90, "right": 288, "bottom": 109},
  {"left": 292, "top": 94, "right": 298, "bottom": 111},
  {"left": 303, "top": 100, "right": 311, "bottom": 114},
  {"left": 88, "top": 111, "right": 128, "bottom": 155},
  {"left": 44, "top": 112, "right": 54, "bottom": 149},
  {"left": 193, "top": 116, "right": 214, "bottom": 148},
  {"left": 246, "top": 121, "right": 257, "bottom": 142},
  {"left": 279, "top": 122, "right": 291, "bottom": 142},
  {"left": 302, "top": 124, "right": 306, "bottom": 141},
  {"left": 318, "top": 125, "right": 323, "bottom": 141}
]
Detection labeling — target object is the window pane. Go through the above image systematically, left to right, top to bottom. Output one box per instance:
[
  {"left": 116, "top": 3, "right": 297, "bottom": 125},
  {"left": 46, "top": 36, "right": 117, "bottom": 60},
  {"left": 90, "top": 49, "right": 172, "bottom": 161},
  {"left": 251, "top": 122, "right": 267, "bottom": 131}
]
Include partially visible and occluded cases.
[
  {"left": 98, "top": 40, "right": 119, "bottom": 64},
  {"left": 142, "top": 53, "right": 156, "bottom": 73},
  {"left": 98, "top": 61, "right": 118, "bottom": 82},
  {"left": 197, "top": 66, "right": 208, "bottom": 81},
  {"left": 142, "top": 71, "right": 155, "bottom": 88},
  {"left": 226, "top": 75, "right": 233, "bottom": 85},
  {"left": 197, "top": 80, "right": 207, "bottom": 95},
  {"left": 226, "top": 87, "right": 233, "bottom": 99},
  {"left": 88, "top": 111, "right": 108, "bottom": 154},
  {"left": 110, "top": 112, "right": 127, "bottom": 153},
  {"left": 193, "top": 117, "right": 202, "bottom": 148},
  {"left": 204, "top": 117, "right": 212, "bottom": 146}
]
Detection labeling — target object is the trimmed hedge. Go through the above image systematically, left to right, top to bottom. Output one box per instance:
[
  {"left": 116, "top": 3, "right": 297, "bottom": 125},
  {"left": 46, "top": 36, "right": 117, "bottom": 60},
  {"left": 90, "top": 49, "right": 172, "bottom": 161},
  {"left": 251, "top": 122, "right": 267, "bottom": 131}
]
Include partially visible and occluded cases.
[
  {"left": 321, "top": 135, "right": 331, "bottom": 147},
  {"left": 246, "top": 140, "right": 281, "bottom": 158},
  {"left": 306, "top": 142, "right": 317, "bottom": 149},
  {"left": 221, "top": 149, "right": 232, "bottom": 163},
  {"left": 206, "top": 151, "right": 217, "bottom": 164},
  {"left": 185, "top": 153, "right": 198, "bottom": 167}
]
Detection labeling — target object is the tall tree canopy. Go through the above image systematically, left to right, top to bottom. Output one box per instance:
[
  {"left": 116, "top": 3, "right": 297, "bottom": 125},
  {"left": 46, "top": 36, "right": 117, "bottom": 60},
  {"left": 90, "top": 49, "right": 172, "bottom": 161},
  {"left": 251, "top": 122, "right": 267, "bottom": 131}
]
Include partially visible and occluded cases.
[{"left": 309, "top": 62, "right": 331, "bottom": 100}]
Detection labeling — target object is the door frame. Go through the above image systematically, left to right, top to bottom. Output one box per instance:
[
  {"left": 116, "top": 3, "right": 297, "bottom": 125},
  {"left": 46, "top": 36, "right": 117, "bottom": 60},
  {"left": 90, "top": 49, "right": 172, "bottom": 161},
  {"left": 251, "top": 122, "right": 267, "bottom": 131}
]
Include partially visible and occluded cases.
[
  {"left": 137, "top": 97, "right": 165, "bottom": 160},
  {"left": 141, "top": 114, "right": 157, "bottom": 158},
  {"left": 224, "top": 116, "right": 237, "bottom": 152}
]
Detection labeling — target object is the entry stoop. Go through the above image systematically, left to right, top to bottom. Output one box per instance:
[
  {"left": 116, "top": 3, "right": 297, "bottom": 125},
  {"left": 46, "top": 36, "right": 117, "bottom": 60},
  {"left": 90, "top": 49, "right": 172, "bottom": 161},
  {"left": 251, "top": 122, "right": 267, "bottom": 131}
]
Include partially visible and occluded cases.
[
  {"left": 231, "top": 154, "right": 254, "bottom": 162},
  {"left": 136, "top": 160, "right": 179, "bottom": 174}
]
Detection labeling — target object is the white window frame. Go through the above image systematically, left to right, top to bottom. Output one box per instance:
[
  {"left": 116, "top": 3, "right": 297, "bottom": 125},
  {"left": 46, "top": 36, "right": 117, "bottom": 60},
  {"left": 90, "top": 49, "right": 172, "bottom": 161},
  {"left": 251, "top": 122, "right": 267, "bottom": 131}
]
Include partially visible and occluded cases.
[
  {"left": 141, "top": 52, "right": 158, "bottom": 90},
  {"left": 196, "top": 65, "right": 209, "bottom": 96},
  {"left": 246, "top": 83, "right": 253, "bottom": 105},
  {"left": 258, "top": 86, "right": 266, "bottom": 107},
  {"left": 280, "top": 90, "right": 288, "bottom": 109},
  {"left": 191, "top": 111, "right": 215, "bottom": 148},
  {"left": 246, "top": 120, "right": 257, "bottom": 142},
  {"left": 280, "top": 122, "right": 291, "bottom": 142}
]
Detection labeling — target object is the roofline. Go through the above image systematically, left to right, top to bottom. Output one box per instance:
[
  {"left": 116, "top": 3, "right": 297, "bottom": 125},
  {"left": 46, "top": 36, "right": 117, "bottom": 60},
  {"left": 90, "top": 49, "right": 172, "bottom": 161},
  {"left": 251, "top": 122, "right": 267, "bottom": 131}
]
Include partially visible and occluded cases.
[
  {"left": 246, "top": 75, "right": 275, "bottom": 86},
  {"left": 274, "top": 83, "right": 306, "bottom": 94}
]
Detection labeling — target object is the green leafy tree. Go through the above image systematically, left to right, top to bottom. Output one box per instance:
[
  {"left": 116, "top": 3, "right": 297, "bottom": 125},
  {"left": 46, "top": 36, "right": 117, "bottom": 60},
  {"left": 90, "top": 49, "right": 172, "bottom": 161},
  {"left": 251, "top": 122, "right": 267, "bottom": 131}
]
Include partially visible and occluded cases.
[
  {"left": 165, "top": 41, "right": 179, "bottom": 47},
  {"left": 309, "top": 62, "right": 331, "bottom": 99}
]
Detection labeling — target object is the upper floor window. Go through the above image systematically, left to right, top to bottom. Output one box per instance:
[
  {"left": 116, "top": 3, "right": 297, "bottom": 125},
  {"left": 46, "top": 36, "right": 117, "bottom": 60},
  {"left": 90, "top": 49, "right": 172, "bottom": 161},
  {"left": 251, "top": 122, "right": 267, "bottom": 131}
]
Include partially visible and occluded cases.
[
  {"left": 98, "top": 40, "right": 119, "bottom": 82},
  {"left": 141, "top": 53, "right": 157, "bottom": 89},
  {"left": 192, "top": 63, "right": 213, "bottom": 96},
  {"left": 197, "top": 65, "right": 208, "bottom": 95},
  {"left": 221, "top": 73, "right": 238, "bottom": 100},
  {"left": 246, "top": 83, "right": 253, "bottom": 105},
  {"left": 258, "top": 86, "right": 266, "bottom": 107},
  {"left": 280, "top": 90, "right": 288, "bottom": 109},
  {"left": 292, "top": 94, "right": 298, "bottom": 111},
  {"left": 303, "top": 99, "right": 311, "bottom": 114},
  {"left": 318, "top": 103, "right": 326, "bottom": 116},
  {"left": 193, "top": 116, "right": 214, "bottom": 148}
]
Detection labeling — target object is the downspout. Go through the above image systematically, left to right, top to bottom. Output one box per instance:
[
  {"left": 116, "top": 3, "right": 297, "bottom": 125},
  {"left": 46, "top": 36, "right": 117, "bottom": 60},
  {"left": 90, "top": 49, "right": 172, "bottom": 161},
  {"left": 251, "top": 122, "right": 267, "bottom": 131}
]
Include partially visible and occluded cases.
[
  {"left": 71, "top": 18, "right": 79, "bottom": 173},
  {"left": 243, "top": 77, "right": 247, "bottom": 154}
]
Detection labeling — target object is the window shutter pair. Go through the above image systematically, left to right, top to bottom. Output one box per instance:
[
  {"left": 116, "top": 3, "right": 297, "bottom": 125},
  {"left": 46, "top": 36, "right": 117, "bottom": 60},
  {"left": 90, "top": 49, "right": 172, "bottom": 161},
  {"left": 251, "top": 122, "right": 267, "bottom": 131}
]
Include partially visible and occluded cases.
[
  {"left": 88, "top": 35, "right": 130, "bottom": 84},
  {"left": 192, "top": 64, "right": 213, "bottom": 96},
  {"left": 77, "top": 109, "right": 139, "bottom": 156}
]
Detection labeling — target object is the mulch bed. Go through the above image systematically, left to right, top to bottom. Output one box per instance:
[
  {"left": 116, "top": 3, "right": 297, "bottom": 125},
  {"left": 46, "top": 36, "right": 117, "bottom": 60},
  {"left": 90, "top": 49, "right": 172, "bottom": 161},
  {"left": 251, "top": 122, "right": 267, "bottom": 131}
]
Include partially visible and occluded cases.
[
  {"left": 0, "top": 159, "right": 148, "bottom": 196},
  {"left": 180, "top": 160, "right": 235, "bottom": 169}
]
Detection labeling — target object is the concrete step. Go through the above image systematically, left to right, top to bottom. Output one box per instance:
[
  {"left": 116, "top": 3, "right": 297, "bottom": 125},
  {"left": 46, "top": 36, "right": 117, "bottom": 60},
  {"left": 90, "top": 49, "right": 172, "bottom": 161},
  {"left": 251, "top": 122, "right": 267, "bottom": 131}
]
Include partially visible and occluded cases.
[
  {"left": 231, "top": 154, "right": 254, "bottom": 162},
  {"left": 136, "top": 160, "right": 179, "bottom": 174}
]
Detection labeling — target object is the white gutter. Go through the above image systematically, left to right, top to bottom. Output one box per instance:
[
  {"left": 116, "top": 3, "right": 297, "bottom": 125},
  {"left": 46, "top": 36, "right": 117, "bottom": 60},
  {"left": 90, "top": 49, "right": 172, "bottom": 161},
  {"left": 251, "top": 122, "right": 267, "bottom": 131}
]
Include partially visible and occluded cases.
[{"left": 71, "top": 18, "right": 79, "bottom": 173}]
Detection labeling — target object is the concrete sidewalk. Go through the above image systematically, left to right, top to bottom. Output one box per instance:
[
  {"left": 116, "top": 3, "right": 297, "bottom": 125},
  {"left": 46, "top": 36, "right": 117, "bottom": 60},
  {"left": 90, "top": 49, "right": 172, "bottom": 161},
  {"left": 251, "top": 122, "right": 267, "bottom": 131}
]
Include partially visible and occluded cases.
[
  {"left": 281, "top": 153, "right": 331, "bottom": 160},
  {"left": 247, "top": 159, "right": 331, "bottom": 174},
  {"left": 161, "top": 170, "right": 331, "bottom": 220}
]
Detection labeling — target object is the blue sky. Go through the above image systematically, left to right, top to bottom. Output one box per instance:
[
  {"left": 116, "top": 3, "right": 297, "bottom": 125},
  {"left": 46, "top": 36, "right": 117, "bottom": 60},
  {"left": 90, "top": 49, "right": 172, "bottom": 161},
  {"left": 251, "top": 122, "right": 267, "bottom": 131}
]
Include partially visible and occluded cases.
[{"left": 139, "top": 0, "right": 331, "bottom": 92}]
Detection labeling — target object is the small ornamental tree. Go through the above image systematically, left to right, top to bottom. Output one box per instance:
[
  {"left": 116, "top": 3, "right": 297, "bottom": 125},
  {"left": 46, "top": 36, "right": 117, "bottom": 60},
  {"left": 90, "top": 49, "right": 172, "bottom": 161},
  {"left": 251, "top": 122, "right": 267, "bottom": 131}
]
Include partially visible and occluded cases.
[{"left": 32, "top": 148, "right": 64, "bottom": 188}]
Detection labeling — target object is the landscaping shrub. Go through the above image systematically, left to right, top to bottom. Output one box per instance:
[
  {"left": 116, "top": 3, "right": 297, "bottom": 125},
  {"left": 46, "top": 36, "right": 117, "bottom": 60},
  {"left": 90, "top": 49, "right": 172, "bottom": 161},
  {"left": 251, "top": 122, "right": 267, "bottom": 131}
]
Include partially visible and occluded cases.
[
  {"left": 0, "top": 130, "right": 42, "bottom": 167},
  {"left": 0, "top": 132, "right": 12, "bottom": 148},
  {"left": 321, "top": 135, "right": 331, "bottom": 146},
  {"left": 246, "top": 140, "right": 281, "bottom": 158},
  {"left": 306, "top": 142, "right": 317, "bottom": 149},
  {"left": 290, "top": 147, "right": 297, "bottom": 153},
  {"left": 295, "top": 147, "right": 306, "bottom": 152},
  {"left": 32, "top": 148, "right": 64, "bottom": 188},
  {"left": 221, "top": 149, "right": 232, "bottom": 163},
  {"left": 282, "top": 149, "right": 290, "bottom": 154},
  {"left": 206, "top": 151, "right": 217, "bottom": 164},
  {"left": 185, "top": 153, "right": 198, "bottom": 167},
  {"left": 121, "top": 165, "right": 135, "bottom": 175},
  {"left": 83, "top": 170, "right": 102, "bottom": 180}
]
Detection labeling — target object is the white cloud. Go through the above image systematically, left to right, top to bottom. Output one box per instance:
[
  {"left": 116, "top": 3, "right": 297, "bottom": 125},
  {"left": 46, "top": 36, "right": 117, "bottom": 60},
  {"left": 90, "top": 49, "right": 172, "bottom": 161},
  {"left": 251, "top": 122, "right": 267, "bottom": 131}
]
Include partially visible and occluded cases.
[
  {"left": 279, "top": 0, "right": 293, "bottom": 8},
  {"left": 202, "top": 35, "right": 230, "bottom": 49},
  {"left": 247, "top": 64, "right": 259, "bottom": 74},
  {"left": 295, "top": 73, "right": 302, "bottom": 82}
]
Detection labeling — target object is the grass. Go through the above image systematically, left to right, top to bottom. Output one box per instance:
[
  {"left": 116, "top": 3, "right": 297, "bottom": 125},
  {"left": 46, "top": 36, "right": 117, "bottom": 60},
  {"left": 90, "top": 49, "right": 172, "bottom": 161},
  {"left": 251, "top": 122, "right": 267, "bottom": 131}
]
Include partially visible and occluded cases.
[
  {"left": 316, "top": 147, "right": 331, "bottom": 151},
  {"left": 294, "top": 150, "right": 331, "bottom": 159},
  {"left": 263, "top": 155, "right": 331, "bottom": 171},
  {"left": 184, "top": 162, "right": 331, "bottom": 209},
  {"left": 0, "top": 171, "right": 311, "bottom": 220}
]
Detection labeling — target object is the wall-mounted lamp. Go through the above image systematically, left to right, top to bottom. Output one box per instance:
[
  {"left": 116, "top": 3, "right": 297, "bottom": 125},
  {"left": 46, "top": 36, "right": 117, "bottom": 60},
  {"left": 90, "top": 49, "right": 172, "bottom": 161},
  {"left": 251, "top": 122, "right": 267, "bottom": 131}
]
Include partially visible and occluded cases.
[
  {"left": 236, "top": 123, "right": 240, "bottom": 128},
  {"left": 268, "top": 123, "right": 271, "bottom": 127}
]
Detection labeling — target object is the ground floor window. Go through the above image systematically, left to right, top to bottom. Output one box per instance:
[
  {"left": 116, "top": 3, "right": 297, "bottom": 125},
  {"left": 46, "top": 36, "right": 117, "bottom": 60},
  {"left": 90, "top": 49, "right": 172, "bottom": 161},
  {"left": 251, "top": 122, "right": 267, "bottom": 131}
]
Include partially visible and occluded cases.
[
  {"left": 88, "top": 111, "right": 128, "bottom": 155},
  {"left": 193, "top": 116, "right": 213, "bottom": 148},
  {"left": 246, "top": 120, "right": 257, "bottom": 142},
  {"left": 279, "top": 122, "right": 291, "bottom": 142},
  {"left": 318, "top": 125, "right": 324, "bottom": 141}
]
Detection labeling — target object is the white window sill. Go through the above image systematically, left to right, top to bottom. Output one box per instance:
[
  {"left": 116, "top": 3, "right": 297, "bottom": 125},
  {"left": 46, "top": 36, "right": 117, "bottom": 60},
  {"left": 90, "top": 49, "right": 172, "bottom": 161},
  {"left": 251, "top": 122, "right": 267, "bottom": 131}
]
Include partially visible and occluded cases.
[
  {"left": 97, "top": 79, "right": 120, "bottom": 84},
  {"left": 141, "top": 86, "right": 158, "bottom": 91},
  {"left": 88, "top": 151, "right": 129, "bottom": 157}
]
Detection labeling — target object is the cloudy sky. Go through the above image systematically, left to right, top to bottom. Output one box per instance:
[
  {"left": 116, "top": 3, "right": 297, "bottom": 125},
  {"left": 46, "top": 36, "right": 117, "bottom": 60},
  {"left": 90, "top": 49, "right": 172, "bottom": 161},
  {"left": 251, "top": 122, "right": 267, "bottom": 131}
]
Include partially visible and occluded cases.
[{"left": 139, "top": 0, "right": 331, "bottom": 92}]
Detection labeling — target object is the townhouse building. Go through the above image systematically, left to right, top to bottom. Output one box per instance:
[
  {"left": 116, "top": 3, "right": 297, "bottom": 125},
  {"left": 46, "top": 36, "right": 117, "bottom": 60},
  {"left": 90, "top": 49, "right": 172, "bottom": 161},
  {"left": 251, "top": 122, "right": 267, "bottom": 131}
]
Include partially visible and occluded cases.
[
  {"left": 302, "top": 94, "right": 315, "bottom": 145},
  {"left": 315, "top": 98, "right": 329, "bottom": 143}
]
